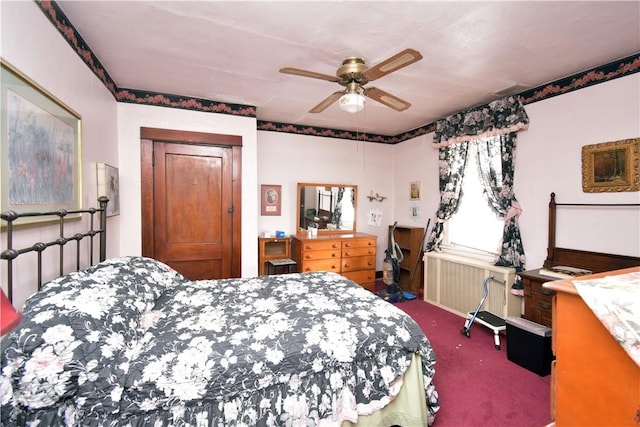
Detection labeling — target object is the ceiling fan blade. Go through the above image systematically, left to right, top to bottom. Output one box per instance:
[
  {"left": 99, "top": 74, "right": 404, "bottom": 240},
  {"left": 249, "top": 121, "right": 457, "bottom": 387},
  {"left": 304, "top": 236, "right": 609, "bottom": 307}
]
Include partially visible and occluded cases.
[
  {"left": 363, "top": 48, "right": 423, "bottom": 81},
  {"left": 279, "top": 67, "right": 340, "bottom": 83},
  {"left": 364, "top": 87, "right": 411, "bottom": 112},
  {"left": 309, "top": 91, "right": 344, "bottom": 113}
]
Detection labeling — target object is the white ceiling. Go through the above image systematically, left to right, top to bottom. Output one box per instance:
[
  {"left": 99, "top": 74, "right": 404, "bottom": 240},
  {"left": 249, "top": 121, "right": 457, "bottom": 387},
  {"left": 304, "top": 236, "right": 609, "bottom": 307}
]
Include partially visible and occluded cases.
[{"left": 56, "top": 1, "right": 640, "bottom": 136}]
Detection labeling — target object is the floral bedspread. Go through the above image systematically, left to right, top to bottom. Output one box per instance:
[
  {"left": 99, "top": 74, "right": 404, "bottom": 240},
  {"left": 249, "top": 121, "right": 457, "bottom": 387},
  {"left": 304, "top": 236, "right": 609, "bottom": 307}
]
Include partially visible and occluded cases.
[{"left": 1, "top": 256, "right": 439, "bottom": 426}]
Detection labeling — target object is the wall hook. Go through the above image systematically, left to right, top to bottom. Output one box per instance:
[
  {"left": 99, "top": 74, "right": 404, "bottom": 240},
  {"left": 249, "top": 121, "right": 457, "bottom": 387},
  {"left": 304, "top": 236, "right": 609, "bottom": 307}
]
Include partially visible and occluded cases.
[{"left": 367, "top": 190, "right": 387, "bottom": 202}]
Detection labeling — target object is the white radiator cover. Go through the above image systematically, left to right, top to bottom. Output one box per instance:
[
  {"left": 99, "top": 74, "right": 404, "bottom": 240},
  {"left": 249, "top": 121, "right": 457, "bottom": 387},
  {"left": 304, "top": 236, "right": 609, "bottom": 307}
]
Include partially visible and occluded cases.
[{"left": 423, "top": 252, "right": 522, "bottom": 319}]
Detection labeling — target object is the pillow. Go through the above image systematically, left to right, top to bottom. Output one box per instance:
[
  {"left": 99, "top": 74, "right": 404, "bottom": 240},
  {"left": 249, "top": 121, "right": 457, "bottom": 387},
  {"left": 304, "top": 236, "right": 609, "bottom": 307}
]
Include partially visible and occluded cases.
[{"left": 0, "top": 256, "right": 187, "bottom": 422}]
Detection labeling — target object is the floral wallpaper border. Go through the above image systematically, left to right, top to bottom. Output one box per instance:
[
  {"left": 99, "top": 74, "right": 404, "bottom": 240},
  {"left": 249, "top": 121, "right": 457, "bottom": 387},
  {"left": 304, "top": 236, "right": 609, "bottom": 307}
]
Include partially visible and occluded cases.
[{"left": 37, "top": 0, "right": 639, "bottom": 145}]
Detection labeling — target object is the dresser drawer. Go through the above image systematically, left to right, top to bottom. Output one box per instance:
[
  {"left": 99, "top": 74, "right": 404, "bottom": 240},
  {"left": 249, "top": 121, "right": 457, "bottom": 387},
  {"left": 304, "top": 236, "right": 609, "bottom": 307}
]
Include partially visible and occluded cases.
[
  {"left": 342, "top": 238, "right": 376, "bottom": 249},
  {"left": 300, "top": 240, "right": 342, "bottom": 251},
  {"left": 342, "top": 246, "right": 376, "bottom": 257},
  {"left": 300, "top": 249, "right": 341, "bottom": 261},
  {"left": 341, "top": 255, "right": 375, "bottom": 272},
  {"left": 299, "top": 258, "right": 341, "bottom": 273},
  {"left": 342, "top": 269, "right": 376, "bottom": 285}
]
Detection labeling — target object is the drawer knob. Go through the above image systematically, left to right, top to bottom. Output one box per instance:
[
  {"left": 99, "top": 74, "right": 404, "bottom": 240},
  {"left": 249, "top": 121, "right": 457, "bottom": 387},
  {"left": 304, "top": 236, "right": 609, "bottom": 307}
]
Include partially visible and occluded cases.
[
  {"left": 344, "top": 243, "right": 351, "bottom": 248},
  {"left": 345, "top": 251, "right": 351, "bottom": 256},
  {"left": 368, "top": 261, "right": 373, "bottom": 266},
  {"left": 344, "top": 263, "right": 350, "bottom": 268},
  {"left": 538, "top": 287, "right": 554, "bottom": 296},
  {"left": 538, "top": 301, "right": 552, "bottom": 310}
]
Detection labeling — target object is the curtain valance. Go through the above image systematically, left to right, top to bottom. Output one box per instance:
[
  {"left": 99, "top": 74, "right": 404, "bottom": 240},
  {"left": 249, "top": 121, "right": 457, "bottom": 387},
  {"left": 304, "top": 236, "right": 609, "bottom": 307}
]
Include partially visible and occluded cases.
[{"left": 433, "top": 95, "right": 529, "bottom": 147}]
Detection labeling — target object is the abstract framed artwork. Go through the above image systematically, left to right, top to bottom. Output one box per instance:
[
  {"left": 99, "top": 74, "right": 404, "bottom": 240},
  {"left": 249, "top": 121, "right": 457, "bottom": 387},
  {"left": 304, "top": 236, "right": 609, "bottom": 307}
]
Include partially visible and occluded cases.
[
  {"left": 1, "top": 61, "right": 82, "bottom": 222},
  {"left": 582, "top": 138, "right": 639, "bottom": 192},
  {"left": 97, "top": 163, "right": 120, "bottom": 216},
  {"left": 261, "top": 184, "right": 281, "bottom": 216}
]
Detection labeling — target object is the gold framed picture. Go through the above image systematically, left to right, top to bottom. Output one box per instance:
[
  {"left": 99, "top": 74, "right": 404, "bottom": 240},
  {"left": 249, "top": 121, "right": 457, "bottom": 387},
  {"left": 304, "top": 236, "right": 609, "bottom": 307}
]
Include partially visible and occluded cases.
[
  {"left": 1, "top": 61, "right": 82, "bottom": 221},
  {"left": 582, "top": 138, "right": 639, "bottom": 193},
  {"left": 410, "top": 181, "right": 421, "bottom": 200}
]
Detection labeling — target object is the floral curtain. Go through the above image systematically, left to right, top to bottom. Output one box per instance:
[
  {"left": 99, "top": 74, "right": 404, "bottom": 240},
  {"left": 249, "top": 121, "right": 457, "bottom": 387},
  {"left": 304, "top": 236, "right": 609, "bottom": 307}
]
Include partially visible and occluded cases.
[
  {"left": 426, "top": 95, "right": 529, "bottom": 294},
  {"left": 433, "top": 95, "right": 529, "bottom": 147},
  {"left": 476, "top": 134, "right": 527, "bottom": 281},
  {"left": 425, "top": 142, "right": 469, "bottom": 251},
  {"left": 332, "top": 187, "right": 344, "bottom": 228}
]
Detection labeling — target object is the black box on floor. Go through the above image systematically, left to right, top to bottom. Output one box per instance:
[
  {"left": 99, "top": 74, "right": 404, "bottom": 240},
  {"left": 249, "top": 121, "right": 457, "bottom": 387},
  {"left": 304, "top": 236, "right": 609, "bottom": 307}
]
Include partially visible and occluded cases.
[{"left": 505, "top": 317, "right": 553, "bottom": 376}]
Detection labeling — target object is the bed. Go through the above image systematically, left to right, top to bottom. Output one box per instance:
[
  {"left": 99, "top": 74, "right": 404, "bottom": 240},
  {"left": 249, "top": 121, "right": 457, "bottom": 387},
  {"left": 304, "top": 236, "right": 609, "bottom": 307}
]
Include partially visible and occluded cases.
[{"left": 1, "top": 203, "right": 440, "bottom": 426}]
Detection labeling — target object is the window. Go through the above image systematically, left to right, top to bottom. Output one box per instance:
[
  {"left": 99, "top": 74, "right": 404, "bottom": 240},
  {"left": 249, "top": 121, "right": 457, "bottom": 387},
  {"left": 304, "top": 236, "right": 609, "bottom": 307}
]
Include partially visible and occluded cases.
[{"left": 445, "top": 142, "right": 504, "bottom": 256}]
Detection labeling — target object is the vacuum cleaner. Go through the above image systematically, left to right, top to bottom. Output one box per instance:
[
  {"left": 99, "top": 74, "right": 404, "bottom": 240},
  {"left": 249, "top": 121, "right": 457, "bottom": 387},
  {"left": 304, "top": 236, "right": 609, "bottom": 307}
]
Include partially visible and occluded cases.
[{"left": 379, "top": 221, "right": 404, "bottom": 303}]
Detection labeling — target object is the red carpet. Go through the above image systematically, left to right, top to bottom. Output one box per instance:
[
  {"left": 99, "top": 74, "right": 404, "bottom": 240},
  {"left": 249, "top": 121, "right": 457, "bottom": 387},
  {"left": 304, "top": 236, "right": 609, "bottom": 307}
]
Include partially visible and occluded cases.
[{"left": 395, "top": 297, "right": 552, "bottom": 427}]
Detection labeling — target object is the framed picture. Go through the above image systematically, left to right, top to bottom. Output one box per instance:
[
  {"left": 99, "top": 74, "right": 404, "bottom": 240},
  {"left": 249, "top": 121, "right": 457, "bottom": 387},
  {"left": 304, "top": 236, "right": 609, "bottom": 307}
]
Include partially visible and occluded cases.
[
  {"left": 1, "top": 61, "right": 82, "bottom": 222},
  {"left": 582, "top": 138, "right": 639, "bottom": 192},
  {"left": 97, "top": 163, "right": 120, "bottom": 217},
  {"left": 410, "top": 181, "right": 421, "bottom": 200},
  {"left": 261, "top": 184, "right": 281, "bottom": 216}
]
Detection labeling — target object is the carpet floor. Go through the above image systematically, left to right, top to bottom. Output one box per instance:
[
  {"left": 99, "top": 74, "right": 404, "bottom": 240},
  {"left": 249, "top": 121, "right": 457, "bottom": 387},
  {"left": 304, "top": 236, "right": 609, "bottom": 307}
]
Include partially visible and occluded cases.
[{"left": 392, "top": 295, "right": 552, "bottom": 427}]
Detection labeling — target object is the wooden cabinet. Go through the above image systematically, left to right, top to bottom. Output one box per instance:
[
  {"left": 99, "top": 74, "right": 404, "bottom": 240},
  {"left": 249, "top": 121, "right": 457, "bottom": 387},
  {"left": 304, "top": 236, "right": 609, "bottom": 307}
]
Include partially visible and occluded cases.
[
  {"left": 389, "top": 225, "right": 424, "bottom": 295},
  {"left": 291, "top": 233, "right": 377, "bottom": 292},
  {"left": 258, "top": 237, "right": 291, "bottom": 276},
  {"left": 544, "top": 267, "right": 640, "bottom": 426},
  {"left": 520, "top": 269, "right": 554, "bottom": 327}
]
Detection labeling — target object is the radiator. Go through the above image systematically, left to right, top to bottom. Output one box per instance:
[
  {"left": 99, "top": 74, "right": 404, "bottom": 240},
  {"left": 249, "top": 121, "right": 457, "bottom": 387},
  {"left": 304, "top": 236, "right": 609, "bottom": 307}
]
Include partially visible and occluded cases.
[{"left": 423, "top": 252, "right": 522, "bottom": 319}]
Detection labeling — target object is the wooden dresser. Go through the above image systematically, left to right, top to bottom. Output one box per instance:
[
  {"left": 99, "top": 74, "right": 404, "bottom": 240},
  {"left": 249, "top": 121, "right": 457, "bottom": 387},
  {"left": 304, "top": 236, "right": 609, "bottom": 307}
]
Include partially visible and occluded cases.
[
  {"left": 291, "top": 233, "right": 377, "bottom": 292},
  {"left": 544, "top": 267, "right": 640, "bottom": 426},
  {"left": 520, "top": 269, "right": 555, "bottom": 327}
]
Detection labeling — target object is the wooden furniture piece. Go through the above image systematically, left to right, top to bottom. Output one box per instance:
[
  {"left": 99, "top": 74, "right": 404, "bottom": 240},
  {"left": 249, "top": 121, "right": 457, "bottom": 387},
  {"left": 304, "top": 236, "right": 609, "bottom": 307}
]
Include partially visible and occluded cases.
[
  {"left": 521, "top": 192, "right": 640, "bottom": 327},
  {"left": 389, "top": 225, "right": 424, "bottom": 295},
  {"left": 291, "top": 233, "right": 377, "bottom": 291},
  {"left": 258, "top": 236, "right": 291, "bottom": 276},
  {"left": 267, "top": 258, "right": 297, "bottom": 275},
  {"left": 544, "top": 267, "right": 640, "bottom": 426},
  {"left": 520, "top": 269, "right": 555, "bottom": 327}
]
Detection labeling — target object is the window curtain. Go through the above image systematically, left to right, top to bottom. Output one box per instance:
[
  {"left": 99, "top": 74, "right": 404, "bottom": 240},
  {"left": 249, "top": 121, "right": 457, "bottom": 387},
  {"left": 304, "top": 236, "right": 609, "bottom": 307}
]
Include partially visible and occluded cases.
[
  {"left": 425, "top": 95, "right": 529, "bottom": 293},
  {"left": 475, "top": 134, "right": 526, "bottom": 275},
  {"left": 424, "top": 142, "right": 469, "bottom": 251},
  {"left": 332, "top": 187, "right": 344, "bottom": 228}
]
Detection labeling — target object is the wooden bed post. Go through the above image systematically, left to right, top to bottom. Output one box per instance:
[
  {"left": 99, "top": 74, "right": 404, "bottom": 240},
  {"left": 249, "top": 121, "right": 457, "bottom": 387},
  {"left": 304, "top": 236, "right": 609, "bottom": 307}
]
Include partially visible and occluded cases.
[
  {"left": 544, "top": 192, "right": 556, "bottom": 268},
  {"left": 98, "top": 196, "right": 109, "bottom": 262}
]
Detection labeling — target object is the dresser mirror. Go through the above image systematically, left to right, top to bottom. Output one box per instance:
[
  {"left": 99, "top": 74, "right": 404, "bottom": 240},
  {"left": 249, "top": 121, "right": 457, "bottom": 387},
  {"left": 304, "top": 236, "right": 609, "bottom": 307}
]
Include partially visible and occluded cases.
[{"left": 296, "top": 182, "right": 358, "bottom": 234}]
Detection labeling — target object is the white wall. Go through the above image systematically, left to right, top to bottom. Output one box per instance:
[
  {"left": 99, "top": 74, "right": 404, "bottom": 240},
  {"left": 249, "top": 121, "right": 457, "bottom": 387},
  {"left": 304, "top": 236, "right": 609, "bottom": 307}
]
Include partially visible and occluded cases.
[
  {"left": 1, "top": 1, "right": 119, "bottom": 308},
  {"left": 395, "top": 74, "right": 640, "bottom": 272},
  {"left": 516, "top": 74, "right": 640, "bottom": 269},
  {"left": 117, "top": 103, "right": 259, "bottom": 276},
  {"left": 257, "top": 131, "right": 395, "bottom": 268},
  {"left": 392, "top": 133, "right": 439, "bottom": 237}
]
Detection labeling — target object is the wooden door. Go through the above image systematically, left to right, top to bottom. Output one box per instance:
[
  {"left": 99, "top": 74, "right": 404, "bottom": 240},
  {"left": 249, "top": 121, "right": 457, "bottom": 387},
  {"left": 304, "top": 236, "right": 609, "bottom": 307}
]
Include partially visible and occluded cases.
[{"left": 140, "top": 128, "right": 242, "bottom": 280}]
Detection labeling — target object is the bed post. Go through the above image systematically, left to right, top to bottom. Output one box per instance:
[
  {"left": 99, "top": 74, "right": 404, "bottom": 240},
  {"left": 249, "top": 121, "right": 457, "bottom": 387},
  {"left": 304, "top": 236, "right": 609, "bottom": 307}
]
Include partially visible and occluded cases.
[
  {"left": 544, "top": 192, "right": 557, "bottom": 268},
  {"left": 98, "top": 196, "right": 109, "bottom": 262}
]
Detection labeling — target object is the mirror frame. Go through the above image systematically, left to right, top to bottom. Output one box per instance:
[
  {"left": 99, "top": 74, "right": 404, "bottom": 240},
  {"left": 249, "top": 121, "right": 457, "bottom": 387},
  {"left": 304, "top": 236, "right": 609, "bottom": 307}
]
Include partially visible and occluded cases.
[{"left": 296, "top": 182, "right": 358, "bottom": 234}]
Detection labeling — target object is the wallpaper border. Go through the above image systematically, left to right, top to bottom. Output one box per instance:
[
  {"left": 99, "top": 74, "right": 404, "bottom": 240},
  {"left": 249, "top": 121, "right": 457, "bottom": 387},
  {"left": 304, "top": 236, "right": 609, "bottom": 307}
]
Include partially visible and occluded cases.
[{"left": 37, "top": 0, "right": 639, "bottom": 145}]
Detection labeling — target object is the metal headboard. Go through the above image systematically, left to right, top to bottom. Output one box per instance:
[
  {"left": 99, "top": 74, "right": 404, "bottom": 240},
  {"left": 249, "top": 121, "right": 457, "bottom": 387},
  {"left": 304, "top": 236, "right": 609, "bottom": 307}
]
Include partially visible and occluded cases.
[{"left": 1, "top": 196, "right": 109, "bottom": 302}]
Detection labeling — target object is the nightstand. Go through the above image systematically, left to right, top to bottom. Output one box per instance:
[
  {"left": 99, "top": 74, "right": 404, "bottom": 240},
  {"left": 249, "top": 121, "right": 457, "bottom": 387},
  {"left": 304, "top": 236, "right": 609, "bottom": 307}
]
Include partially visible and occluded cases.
[
  {"left": 258, "top": 237, "right": 291, "bottom": 275},
  {"left": 519, "top": 269, "right": 554, "bottom": 327}
]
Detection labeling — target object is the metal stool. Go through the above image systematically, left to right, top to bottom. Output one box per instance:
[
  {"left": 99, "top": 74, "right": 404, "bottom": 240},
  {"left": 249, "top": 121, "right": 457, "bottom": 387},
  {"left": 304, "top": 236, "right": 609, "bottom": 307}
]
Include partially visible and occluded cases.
[{"left": 267, "top": 258, "right": 297, "bottom": 275}]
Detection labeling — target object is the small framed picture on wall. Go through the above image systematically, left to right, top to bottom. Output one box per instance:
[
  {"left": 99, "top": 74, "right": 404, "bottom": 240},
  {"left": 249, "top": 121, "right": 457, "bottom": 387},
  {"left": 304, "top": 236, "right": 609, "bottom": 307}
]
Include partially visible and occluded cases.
[
  {"left": 410, "top": 181, "right": 421, "bottom": 200},
  {"left": 261, "top": 184, "right": 281, "bottom": 216}
]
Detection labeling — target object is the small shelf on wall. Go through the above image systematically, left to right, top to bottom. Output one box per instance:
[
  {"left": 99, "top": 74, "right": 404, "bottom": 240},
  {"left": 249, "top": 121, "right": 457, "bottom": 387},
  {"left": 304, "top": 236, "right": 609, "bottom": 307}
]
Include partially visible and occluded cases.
[{"left": 389, "top": 225, "right": 425, "bottom": 295}]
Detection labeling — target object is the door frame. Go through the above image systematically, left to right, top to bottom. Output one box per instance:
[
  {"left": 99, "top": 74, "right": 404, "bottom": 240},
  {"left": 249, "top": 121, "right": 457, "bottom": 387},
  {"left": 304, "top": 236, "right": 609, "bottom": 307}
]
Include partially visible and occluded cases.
[{"left": 140, "top": 127, "right": 243, "bottom": 278}]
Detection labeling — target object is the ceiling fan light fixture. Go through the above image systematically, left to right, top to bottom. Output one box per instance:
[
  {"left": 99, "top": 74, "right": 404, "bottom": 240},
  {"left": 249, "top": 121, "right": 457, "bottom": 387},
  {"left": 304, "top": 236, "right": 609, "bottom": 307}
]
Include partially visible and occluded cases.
[{"left": 339, "top": 92, "right": 365, "bottom": 113}]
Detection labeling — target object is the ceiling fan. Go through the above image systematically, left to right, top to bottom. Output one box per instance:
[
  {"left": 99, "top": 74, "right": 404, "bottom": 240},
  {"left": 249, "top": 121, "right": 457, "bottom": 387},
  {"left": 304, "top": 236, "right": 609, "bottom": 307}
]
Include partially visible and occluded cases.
[{"left": 279, "top": 48, "right": 423, "bottom": 113}]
